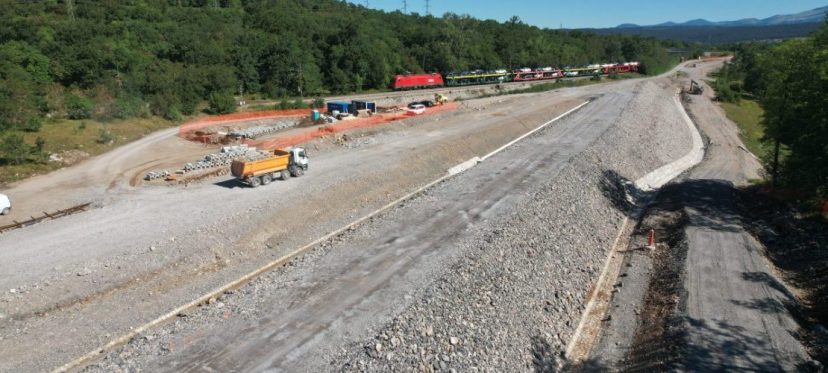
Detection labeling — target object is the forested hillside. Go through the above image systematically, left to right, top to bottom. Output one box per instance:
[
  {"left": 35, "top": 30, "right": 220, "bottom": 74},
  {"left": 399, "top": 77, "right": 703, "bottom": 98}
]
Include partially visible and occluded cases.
[
  {"left": 0, "top": 0, "right": 683, "bottom": 173},
  {"left": 715, "top": 21, "right": 828, "bottom": 205},
  {"left": 591, "top": 22, "right": 823, "bottom": 44}
]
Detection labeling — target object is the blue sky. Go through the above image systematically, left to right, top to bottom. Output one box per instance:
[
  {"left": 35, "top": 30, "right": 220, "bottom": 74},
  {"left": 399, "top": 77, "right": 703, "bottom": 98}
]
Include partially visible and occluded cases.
[{"left": 347, "top": 1, "right": 827, "bottom": 29}]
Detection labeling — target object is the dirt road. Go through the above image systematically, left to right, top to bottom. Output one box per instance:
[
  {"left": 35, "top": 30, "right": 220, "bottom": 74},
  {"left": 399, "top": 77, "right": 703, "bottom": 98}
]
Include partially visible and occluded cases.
[
  {"left": 588, "top": 60, "right": 813, "bottom": 371},
  {"left": 678, "top": 62, "right": 809, "bottom": 371}
]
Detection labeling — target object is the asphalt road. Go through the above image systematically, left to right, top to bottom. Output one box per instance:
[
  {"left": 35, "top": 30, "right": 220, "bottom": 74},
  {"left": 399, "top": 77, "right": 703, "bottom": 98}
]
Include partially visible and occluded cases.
[{"left": 677, "top": 62, "right": 809, "bottom": 371}]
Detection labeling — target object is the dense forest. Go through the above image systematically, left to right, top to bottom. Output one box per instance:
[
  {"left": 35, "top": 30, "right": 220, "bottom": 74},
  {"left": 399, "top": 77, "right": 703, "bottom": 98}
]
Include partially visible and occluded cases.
[
  {"left": 0, "top": 0, "right": 685, "bottom": 169},
  {"left": 716, "top": 21, "right": 828, "bottom": 203}
]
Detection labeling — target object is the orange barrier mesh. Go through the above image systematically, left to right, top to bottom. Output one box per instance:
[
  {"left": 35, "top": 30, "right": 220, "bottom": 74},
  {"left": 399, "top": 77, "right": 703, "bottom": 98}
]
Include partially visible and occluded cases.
[
  {"left": 247, "top": 102, "right": 459, "bottom": 149},
  {"left": 178, "top": 109, "right": 312, "bottom": 137}
]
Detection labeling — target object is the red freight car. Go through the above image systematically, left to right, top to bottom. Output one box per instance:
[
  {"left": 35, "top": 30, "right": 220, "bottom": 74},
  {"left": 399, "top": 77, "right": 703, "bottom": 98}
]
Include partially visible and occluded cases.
[{"left": 392, "top": 73, "right": 445, "bottom": 90}]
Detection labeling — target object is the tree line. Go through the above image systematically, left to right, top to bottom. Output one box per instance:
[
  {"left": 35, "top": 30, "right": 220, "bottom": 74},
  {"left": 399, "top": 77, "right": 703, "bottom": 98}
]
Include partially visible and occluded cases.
[
  {"left": 0, "top": 0, "right": 685, "bottom": 166},
  {"left": 716, "top": 20, "right": 828, "bottom": 203}
]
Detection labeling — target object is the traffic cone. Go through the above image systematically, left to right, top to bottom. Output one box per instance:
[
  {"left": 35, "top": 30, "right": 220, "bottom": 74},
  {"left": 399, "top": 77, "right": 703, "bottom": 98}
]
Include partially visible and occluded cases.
[{"left": 647, "top": 229, "right": 656, "bottom": 250}]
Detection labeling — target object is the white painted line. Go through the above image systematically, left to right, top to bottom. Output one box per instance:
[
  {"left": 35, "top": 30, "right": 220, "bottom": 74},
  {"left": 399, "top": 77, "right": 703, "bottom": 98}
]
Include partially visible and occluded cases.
[
  {"left": 634, "top": 90, "right": 705, "bottom": 191},
  {"left": 480, "top": 100, "right": 591, "bottom": 161},
  {"left": 53, "top": 101, "right": 593, "bottom": 373},
  {"left": 447, "top": 156, "right": 480, "bottom": 175},
  {"left": 565, "top": 216, "right": 630, "bottom": 359}
]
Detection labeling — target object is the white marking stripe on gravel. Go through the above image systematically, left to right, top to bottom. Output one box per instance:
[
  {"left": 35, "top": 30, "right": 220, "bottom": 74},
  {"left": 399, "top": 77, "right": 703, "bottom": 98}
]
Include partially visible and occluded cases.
[
  {"left": 634, "top": 90, "right": 705, "bottom": 192},
  {"left": 481, "top": 100, "right": 592, "bottom": 162},
  {"left": 52, "top": 101, "right": 592, "bottom": 373}
]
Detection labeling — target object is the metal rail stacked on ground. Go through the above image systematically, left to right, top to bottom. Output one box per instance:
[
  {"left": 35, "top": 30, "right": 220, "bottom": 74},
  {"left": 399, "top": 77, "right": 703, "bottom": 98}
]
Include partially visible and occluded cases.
[{"left": 0, "top": 203, "right": 91, "bottom": 234}]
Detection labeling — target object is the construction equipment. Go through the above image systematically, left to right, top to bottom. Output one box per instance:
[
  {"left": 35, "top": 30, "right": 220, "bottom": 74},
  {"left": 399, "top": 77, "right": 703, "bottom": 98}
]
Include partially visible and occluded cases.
[
  {"left": 689, "top": 80, "right": 704, "bottom": 95},
  {"left": 434, "top": 93, "right": 448, "bottom": 105},
  {"left": 230, "top": 148, "right": 309, "bottom": 187}
]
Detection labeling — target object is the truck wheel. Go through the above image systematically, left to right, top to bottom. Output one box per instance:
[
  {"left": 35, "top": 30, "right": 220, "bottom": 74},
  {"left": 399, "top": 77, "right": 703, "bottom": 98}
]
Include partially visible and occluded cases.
[
  {"left": 294, "top": 166, "right": 304, "bottom": 177},
  {"left": 281, "top": 170, "right": 290, "bottom": 180},
  {"left": 262, "top": 174, "right": 272, "bottom": 185},
  {"left": 249, "top": 177, "right": 261, "bottom": 188},
  {"left": 1, "top": 208, "right": 8, "bottom": 215}
]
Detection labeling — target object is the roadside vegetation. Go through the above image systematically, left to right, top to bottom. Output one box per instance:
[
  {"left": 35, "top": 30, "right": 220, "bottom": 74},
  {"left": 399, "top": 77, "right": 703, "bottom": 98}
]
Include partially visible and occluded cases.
[
  {"left": 0, "top": 0, "right": 693, "bottom": 183},
  {"left": 713, "top": 20, "right": 828, "bottom": 214},
  {"left": 720, "top": 100, "right": 768, "bottom": 159}
]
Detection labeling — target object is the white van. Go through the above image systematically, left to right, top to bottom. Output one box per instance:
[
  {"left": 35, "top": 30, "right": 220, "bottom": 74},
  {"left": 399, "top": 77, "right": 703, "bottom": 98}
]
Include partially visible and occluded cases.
[{"left": 0, "top": 193, "right": 10, "bottom": 215}]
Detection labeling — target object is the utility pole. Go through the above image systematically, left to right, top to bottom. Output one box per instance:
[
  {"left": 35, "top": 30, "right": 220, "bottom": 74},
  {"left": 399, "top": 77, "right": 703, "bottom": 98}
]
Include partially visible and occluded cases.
[
  {"left": 402, "top": 0, "right": 407, "bottom": 13},
  {"left": 425, "top": 0, "right": 430, "bottom": 15}
]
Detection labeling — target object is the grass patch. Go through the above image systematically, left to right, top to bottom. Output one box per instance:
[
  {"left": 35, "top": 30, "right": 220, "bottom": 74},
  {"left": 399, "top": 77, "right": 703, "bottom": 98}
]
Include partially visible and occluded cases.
[
  {"left": 720, "top": 99, "right": 769, "bottom": 159},
  {"left": 1, "top": 116, "right": 174, "bottom": 184}
]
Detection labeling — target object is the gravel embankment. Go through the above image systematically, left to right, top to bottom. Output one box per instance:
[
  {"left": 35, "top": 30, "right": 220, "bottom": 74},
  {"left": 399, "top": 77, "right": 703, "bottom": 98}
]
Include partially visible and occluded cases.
[{"left": 330, "top": 81, "right": 692, "bottom": 371}]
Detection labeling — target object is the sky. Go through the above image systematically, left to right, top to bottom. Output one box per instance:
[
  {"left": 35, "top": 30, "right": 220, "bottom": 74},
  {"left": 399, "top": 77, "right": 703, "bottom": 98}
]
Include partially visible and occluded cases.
[{"left": 346, "top": 1, "right": 827, "bottom": 29}]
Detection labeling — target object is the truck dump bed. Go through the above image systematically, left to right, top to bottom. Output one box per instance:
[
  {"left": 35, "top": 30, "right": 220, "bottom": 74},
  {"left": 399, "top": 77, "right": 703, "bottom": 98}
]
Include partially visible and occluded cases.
[{"left": 231, "top": 149, "right": 290, "bottom": 179}]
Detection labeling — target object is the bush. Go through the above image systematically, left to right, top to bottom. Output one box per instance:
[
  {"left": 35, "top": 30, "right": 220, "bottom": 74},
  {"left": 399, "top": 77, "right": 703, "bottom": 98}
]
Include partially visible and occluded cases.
[
  {"left": 715, "top": 80, "right": 740, "bottom": 102},
  {"left": 207, "top": 91, "right": 236, "bottom": 114},
  {"left": 65, "top": 94, "right": 95, "bottom": 119},
  {"left": 113, "top": 95, "right": 148, "bottom": 119},
  {"left": 311, "top": 97, "right": 325, "bottom": 109},
  {"left": 277, "top": 99, "right": 291, "bottom": 110},
  {"left": 291, "top": 99, "right": 307, "bottom": 109},
  {"left": 164, "top": 106, "right": 183, "bottom": 121},
  {"left": 21, "top": 116, "right": 42, "bottom": 132},
  {"left": 96, "top": 127, "right": 115, "bottom": 144},
  {"left": 0, "top": 133, "right": 31, "bottom": 165}
]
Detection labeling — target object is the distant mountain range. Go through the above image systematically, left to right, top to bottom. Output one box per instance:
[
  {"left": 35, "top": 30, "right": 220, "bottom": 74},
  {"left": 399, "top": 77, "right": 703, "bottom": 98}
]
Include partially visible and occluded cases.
[
  {"left": 616, "top": 5, "right": 828, "bottom": 28},
  {"left": 585, "top": 6, "right": 827, "bottom": 44}
]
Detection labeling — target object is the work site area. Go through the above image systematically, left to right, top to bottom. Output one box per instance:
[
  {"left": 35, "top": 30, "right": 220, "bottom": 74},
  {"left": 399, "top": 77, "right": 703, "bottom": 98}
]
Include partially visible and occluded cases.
[{"left": 1, "top": 55, "right": 825, "bottom": 372}]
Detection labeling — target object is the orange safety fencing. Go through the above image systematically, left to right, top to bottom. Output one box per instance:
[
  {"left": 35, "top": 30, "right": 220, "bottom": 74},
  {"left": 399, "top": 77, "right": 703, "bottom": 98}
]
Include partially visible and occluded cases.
[
  {"left": 246, "top": 102, "right": 459, "bottom": 150},
  {"left": 178, "top": 109, "right": 312, "bottom": 137}
]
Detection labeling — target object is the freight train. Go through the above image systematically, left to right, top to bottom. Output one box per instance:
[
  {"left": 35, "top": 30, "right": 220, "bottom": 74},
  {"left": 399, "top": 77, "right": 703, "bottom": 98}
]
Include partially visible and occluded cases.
[{"left": 392, "top": 62, "right": 640, "bottom": 90}]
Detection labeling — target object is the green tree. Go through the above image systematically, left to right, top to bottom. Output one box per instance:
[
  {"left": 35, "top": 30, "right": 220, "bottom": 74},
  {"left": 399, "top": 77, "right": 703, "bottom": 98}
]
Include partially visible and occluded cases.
[
  {"left": 207, "top": 91, "right": 236, "bottom": 114},
  {"left": 0, "top": 133, "right": 31, "bottom": 165}
]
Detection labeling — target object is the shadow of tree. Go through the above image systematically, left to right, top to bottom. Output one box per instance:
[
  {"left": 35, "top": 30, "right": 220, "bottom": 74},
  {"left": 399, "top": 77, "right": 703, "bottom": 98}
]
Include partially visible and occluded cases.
[{"left": 594, "top": 172, "right": 828, "bottom": 368}]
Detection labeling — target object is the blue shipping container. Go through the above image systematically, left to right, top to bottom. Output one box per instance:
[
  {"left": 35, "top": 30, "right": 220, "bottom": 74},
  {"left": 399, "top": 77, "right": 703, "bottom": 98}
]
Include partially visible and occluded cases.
[{"left": 326, "top": 101, "right": 350, "bottom": 114}]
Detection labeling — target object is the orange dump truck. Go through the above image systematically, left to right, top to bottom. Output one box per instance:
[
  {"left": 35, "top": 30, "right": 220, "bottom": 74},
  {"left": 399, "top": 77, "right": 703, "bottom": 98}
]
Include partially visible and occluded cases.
[{"left": 231, "top": 148, "right": 309, "bottom": 187}]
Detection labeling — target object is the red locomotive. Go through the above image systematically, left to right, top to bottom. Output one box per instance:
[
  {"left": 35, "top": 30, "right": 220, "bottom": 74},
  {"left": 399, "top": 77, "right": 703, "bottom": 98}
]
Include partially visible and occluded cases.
[{"left": 392, "top": 73, "right": 445, "bottom": 90}]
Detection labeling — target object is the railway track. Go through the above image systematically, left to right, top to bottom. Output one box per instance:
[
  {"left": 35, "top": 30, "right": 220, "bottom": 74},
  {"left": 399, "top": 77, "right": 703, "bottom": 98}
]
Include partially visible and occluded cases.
[{"left": 0, "top": 203, "right": 91, "bottom": 234}]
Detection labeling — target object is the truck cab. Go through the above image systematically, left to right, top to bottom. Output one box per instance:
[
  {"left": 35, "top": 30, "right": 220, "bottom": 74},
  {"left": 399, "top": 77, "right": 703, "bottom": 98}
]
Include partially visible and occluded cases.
[
  {"left": 289, "top": 148, "right": 309, "bottom": 172},
  {"left": 0, "top": 193, "right": 10, "bottom": 215}
]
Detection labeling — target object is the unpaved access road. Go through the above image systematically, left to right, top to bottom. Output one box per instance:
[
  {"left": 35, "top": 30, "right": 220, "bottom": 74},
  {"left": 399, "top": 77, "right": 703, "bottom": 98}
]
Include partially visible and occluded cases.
[
  {"left": 588, "top": 59, "right": 815, "bottom": 371},
  {"left": 678, "top": 61, "right": 809, "bottom": 371}
]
